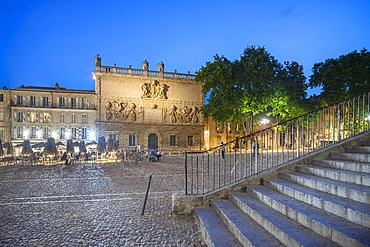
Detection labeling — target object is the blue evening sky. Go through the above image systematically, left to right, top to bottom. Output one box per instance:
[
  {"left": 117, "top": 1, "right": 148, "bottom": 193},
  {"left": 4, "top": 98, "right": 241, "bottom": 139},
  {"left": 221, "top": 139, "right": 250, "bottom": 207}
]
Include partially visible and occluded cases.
[{"left": 1, "top": 0, "right": 369, "bottom": 97}]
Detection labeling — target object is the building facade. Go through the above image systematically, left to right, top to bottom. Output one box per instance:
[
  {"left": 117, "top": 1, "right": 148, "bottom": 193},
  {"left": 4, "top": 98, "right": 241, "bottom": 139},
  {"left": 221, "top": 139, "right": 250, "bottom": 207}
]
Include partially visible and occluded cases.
[
  {"left": 92, "top": 55, "right": 204, "bottom": 152},
  {"left": 4, "top": 84, "right": 96, "bottom": 150}
]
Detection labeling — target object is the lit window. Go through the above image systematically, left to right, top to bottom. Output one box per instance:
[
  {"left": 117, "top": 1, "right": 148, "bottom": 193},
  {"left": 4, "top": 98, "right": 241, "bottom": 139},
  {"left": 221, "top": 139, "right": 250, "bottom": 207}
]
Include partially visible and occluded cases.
[
  {"left": 30, "top": 112, "right": 37, "bottom": 123},
  {"left": 59, "top": 127, "right": 65, "bottom": 139},
  {"left": 71, "top": 127, "right": 77, "bottom": 139}
]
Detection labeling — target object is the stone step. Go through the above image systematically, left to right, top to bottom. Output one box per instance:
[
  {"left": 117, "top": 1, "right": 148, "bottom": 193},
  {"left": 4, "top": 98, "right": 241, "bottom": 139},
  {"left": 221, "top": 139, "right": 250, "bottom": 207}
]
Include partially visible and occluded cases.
[
  {"left": 361, "top": 139, "right": 370, "bottom": 146},
  {"left": 347, "top": 145, "right": 370, "bottom": 154},
  {"left": 330, "top": 152, "right": 370, "bottom": 163},
  {"left": 311, "top": 159, "right": 370, "bottom": 173},
  {"left": 296, "top": 165, "right": 370, "bottom": 186},
  {"left": 280, "top": 172, "right": 370, "bottom": 204},
  {"left": 265, "top": 178, "right": 370, "bottom": 228},
  {"left": 247, "top": 186, "right": 370, "bottom": 247},
  {"left": 229, "top": 192, "right": 340, "bottom": 247},
  {"left": 211, "top": 200, "right": 283, "bottom": 247},
  {"left": 194, "top": 207, "right": 243, "bottom": 247}
]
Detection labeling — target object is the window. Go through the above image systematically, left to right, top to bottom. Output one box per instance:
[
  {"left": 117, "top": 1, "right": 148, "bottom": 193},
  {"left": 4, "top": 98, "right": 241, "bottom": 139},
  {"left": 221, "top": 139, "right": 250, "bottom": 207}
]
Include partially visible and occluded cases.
[
  {"left": 0, "top": 94, "right": 4, "bottom": 102},
  {"left": 17, "top": 95, "right": 23, "bottom": 105},
  {"left": 30, "top": 96, "right": 37, "bottom": 106},
  {"left": 42, "top": 97, "right": 49, "bottom": 107},
  {"left": 59, "top": 97, "right": 66, "bottom": 107},
  {"left": 71, "top": 98, "right": 77, "bottom": 108},
  {"left": 81, "top": 98, "right": 85, "bottom": 109},
  {"left": 0, "top": 109, "right": 4, "bottom": 121},
  {"left": 17, "top": 112, "right": 24, "bottom": 122},
  {"left": 30, "top": 112, "right": 37, "bottom": 123},
  {"left": 43, "top": 113, "right": 50, "bottom": 123},
  {"left": 60, "top": 114, "right": 65, "bottom": 123},
  {"left": 71, "top": 114, "right": 76, "bottom": 123},
  {"left": 82, "top": 114, "right": 87, "bottom": 124},
  {"left": 216, "top": 123, "right": 223, "bottom": 133},
  {"left": 17, "top": 126, "right": 23, "bottom": 138},
  {"left": 31, "top": 127, "right": 37, "bottom": 138},
  {"left": 43, "top": 127, "right": 49, "bottom": 139},
  {"left": 59, "top": 127, "right": 65, "bottom": 139},
  {"left": 71, "top": 127, "right": 77, "bottom": 139},
  {"left": 81, "top": 127, "right": 87, "bottom": 139},
  {"left": 0, "top": 128, "right": 3, "bottom": 141},
  {"left": 109, "top": 134, "right": 116, "bottom": 140},
  {"left": 129, "top": 135, "right": 136, "bottom": 146},
  {"left": 170, "top": 135, "right": 176, "bottom": 146},
  {"left": 188, "top": 136, "right": 194, "bottom": 146}
]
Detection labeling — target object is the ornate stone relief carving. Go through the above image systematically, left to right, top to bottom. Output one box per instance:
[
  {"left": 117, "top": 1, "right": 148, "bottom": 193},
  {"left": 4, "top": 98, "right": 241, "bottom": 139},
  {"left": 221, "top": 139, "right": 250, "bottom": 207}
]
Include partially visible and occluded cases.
[
  {"left": 141, "top": 80, "right": 168, "bottom": 99},
  {"left": 105, "top": 101, "right": 144, "bottom": 122},
  {"left": 163, "top": 105, "right": 200, "bottom": 123}
]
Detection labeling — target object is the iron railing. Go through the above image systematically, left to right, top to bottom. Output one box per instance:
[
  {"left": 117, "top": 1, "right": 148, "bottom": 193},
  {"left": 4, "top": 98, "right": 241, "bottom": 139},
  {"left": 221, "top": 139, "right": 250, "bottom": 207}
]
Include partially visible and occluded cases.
[{"left": 185, "top": 91, "right": 370, "bottom": 195}]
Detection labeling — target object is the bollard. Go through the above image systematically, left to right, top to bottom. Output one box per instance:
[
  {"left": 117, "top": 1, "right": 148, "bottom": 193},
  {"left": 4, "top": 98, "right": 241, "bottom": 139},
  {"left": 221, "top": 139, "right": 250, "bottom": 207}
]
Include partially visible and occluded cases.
[{"left": 141, "top": 174, "right": 152, "bottom": 215}]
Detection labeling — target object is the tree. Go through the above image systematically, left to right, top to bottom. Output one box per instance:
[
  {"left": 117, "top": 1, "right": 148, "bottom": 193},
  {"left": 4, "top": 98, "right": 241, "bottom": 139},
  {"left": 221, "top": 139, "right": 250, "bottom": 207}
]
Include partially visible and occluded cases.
[
  {"left": 196, "top": 46, "right": 308, "bottom": 134},
  {"left": 309, "top": 48, "right": 370, "bottom": 105},
  {"left": 268, "top": 61, "right": 308, "bottom": 123}
]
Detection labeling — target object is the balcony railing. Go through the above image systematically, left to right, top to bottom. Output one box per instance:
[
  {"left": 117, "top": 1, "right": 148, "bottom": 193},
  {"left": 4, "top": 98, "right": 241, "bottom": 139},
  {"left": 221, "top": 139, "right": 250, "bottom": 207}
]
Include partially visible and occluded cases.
[
  {"left": 98, "top": 66, "right": 195, "bottom": 80},
  {"left": 184, "top": 91, "right": 370, "bottom": 195}
]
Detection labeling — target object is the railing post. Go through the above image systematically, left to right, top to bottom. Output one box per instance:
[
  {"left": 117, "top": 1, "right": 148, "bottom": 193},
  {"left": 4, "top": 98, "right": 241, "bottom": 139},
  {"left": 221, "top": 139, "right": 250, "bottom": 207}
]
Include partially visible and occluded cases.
[{"left": 184, "top": 151, "right": 188, "bottom": 195}]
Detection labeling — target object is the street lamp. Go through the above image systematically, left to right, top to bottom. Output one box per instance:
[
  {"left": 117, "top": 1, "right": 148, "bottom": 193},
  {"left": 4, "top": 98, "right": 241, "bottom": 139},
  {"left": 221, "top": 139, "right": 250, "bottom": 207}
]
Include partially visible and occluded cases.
[{"left": 261, "top": 118, "right": 270, "bottom": 126}]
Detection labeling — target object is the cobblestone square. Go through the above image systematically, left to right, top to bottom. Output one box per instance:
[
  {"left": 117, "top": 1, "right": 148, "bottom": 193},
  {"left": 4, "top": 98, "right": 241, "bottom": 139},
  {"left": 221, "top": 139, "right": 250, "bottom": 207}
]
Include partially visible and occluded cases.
[{"left": 0, "top": 156, "right": 205, "bottom": 246}]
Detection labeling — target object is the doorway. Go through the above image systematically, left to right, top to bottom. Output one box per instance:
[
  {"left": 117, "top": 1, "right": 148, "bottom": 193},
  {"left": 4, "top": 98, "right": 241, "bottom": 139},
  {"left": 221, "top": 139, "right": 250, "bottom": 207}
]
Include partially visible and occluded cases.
[{"left": 148, "top": 133, "right": 158, "bottom": 150}]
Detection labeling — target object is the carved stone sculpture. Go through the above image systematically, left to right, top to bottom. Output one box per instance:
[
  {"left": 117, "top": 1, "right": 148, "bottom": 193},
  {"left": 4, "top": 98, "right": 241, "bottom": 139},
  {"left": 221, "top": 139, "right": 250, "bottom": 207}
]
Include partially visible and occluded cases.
[
  {"left": 94, "top": 54, "right": 102, "bottom": 67},
  {"left": 141, "top": 81, "right": 168, "bottom": 99}
]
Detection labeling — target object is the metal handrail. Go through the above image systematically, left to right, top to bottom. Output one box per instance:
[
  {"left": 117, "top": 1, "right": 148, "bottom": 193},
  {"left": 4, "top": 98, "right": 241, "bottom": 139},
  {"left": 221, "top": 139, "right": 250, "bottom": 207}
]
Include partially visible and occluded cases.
[{"left": 185, "top": 91, "right": 370, "bottom": 195}]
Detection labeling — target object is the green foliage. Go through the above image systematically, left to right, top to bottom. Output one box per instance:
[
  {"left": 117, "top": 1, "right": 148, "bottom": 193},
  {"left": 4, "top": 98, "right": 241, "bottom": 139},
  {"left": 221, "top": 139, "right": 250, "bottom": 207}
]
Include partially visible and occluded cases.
[
  {"left": 196, "top": 46, "right": 308, "bottom": 128},
  {"left": 309, "top": 48, "right": 370, "bottom": 106}
]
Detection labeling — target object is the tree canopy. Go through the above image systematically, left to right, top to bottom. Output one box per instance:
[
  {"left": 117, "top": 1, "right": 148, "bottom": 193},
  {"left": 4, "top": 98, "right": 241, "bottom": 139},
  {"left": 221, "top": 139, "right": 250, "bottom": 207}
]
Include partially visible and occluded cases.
[
  {"left": 196, "top": 46, "right": 307, "bottom": 132},
  {"left": 309, "top": 48, "right": 370, "bottom": 105}
]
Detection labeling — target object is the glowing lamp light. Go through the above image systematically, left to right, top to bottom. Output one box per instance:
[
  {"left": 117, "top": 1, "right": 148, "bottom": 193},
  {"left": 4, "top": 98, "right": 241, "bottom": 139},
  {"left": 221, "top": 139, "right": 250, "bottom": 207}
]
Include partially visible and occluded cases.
[
  {"left": 365, "top": 115, "right": 370, "bottom": 121},
  {"left": 261, "top": 119, "right": 270, "bottom": 125},
  {"left": 23, "top": 130, "right": 29, "bottom": 139},
  {"left": 36, "top": 130, "right": 42, "bottom": 139},
  {"left": 65, "top": 130, "right": 71, "bottom": 139},
  {"left": 88, "top": 130, "right": 96, "bottom": 140},
  {"left": 204, "top": 130, "right": 209, "bottom": 135},
  {"left": 52, "top": 131, "right": 58, "bottom": 139}
]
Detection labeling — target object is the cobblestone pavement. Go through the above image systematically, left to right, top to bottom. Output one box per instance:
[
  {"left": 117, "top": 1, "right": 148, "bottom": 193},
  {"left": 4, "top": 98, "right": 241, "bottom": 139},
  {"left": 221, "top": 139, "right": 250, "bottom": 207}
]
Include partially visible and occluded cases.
[{"left": 0, "top": 156, "right": 206, "bottom": 246}]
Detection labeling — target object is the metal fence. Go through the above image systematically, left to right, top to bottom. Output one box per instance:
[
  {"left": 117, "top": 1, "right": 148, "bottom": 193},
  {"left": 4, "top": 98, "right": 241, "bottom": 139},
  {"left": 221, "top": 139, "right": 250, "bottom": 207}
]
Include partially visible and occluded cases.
[{"left": 185, "top": 91, "right": 370, "bottom": 195}]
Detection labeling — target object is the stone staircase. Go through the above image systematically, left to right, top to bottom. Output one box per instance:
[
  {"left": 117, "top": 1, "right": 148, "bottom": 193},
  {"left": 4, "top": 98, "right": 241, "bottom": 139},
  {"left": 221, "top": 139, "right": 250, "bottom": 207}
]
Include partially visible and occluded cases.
[{"left": 195, "top": 139, "right": 370, "bottom": 247}]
